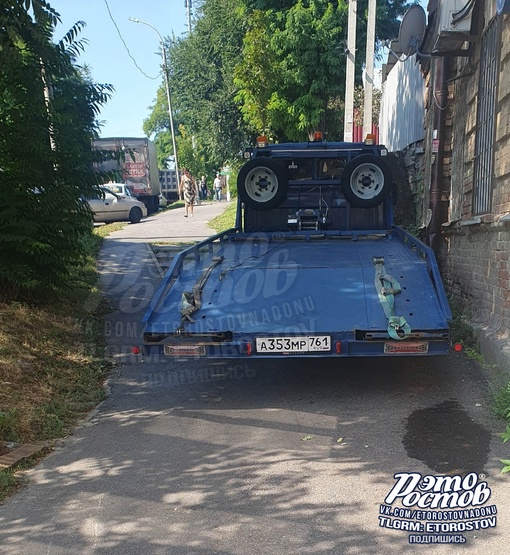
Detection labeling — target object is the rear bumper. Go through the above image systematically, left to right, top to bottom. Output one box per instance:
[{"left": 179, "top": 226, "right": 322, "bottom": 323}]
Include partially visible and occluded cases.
[{"left": 142, "top": 332, "right": 451, "bottom": 359}]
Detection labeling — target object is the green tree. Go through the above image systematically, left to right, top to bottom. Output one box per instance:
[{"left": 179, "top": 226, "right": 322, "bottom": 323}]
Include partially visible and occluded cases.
[
  {"left": 144, "top": 0, "right": 252, "bottom": 173},
  {"left": 144, "top": 0, "right": 409, "bottom": 165},
  {"left": 235, "top": 0, "right": 409, "bottom": 141},
  {"left": 236, "top": 0, "right": 348, "bottom": 141},
  {"left": 0, "top": 1, "right": 112, "bottom": 297},
  {"left": 233, "top": 10, "right": 282, "bottom": 136},
  {"left": 353, "top": 84, "right": 382, "bottom": 126}
]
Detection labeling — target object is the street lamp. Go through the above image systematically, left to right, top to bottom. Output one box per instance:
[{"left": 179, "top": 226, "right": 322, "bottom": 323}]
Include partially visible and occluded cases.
[{"left": 129, "top": 17, "right": 180, "bottom": 190}]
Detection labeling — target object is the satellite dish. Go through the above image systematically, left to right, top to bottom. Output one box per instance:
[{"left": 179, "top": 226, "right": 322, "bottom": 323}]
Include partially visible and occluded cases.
[
  {"left": 497, "top": 0, "right": 510, "bottom": 15},
  {"left": 398, "top": 4, "right": 426, "bottom": 56}
]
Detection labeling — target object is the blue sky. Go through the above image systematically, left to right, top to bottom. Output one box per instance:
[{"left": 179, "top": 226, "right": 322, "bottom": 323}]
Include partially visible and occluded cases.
[
  {"left": 50, "top": 0, "right": 188, "bottom": 138},
  {"left": 49, "top": 1, "right": 428, "bottom": 140}
]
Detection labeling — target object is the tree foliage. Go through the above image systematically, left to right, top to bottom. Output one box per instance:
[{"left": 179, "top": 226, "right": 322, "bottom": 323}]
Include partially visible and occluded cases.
[
  {"left": 0, "top": 0, "right": 112, "bottom": 298},
  {"left": 144, "top": 0, "right": 252, "bottom": 175},
  {"left": 145, "top": 0, "right": 410, "bottom": 166},
  {"left": 235, "top": 1, "right": 348, "bottom": 141},
  {"left": 353, "top": 84, "right": 382, "bottom": 126}
]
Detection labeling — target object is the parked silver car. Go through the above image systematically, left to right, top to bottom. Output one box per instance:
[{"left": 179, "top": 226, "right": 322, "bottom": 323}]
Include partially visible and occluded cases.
[{"left": 86, "top": 186, "right": 147, "bottom": 224}]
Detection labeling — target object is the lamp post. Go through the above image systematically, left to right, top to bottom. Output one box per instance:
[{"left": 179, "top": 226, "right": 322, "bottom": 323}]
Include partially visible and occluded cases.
[
  {"left": 343, "top": 0, "right": 357, "bottom": 142},
  {"left": 363, "top": 0, "right": 376, "bottom": 139},
  {"left": 129, "top": 17, "right": 180, "bottom": 190}
]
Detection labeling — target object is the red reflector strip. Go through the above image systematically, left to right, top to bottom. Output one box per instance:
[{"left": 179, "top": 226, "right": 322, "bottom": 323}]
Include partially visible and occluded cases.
[
  {"left": 335, "top": 341, "right": 342, "bottom": 354},
  {"left": 245, "top": 342, "right": 253, "bottom": 356},
  {"left": 384, "top": 342, "right": 429, "bottom": 354},
  {"left": 164, "top": 345, "right": 206, "bottom": 356}
]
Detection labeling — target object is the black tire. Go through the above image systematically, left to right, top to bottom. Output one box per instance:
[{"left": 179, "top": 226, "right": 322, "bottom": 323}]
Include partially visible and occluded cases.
[
  {"left": 341, "top": 154, "right": 392, "bottom": 208},
  {"left": 237, "top": 158, "right": 287, "bottom": 211},
  {"left": 129, "top": 206, "right": 143, "bottom": 224}
]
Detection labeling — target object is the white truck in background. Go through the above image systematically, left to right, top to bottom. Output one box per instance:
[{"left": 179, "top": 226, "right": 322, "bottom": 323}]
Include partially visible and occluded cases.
[
  {"left": 92, "top": 137, "right": 161, "bottom": 214},
  {"left": 159, "top": 169, "right": 180, "bottom": 202}
]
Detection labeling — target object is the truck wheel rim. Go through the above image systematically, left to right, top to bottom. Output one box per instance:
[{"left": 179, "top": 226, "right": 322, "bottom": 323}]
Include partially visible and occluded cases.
[
  {"left": 350, "top": 162, "right": 384, "bottom": 200},
  {"left": 245, "top": 166, "right": 278, "bottom": 203}
]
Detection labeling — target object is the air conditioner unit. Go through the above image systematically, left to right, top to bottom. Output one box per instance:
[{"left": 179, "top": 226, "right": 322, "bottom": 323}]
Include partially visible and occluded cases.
[{"left": 433, "top": 0, "right": 476, "bottom": 53}]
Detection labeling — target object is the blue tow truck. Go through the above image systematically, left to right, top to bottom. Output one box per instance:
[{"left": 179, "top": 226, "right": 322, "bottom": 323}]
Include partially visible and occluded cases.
[{"left": 142, "top": 134, "right": 452, "bottom": 359}]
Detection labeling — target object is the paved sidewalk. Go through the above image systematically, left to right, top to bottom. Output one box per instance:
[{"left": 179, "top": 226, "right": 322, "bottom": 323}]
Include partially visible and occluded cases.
[
  {"left": 96, "top": 200, "right": 234, "bottom": 360},
  {"left": 104, "top": 200, "right": 233, "bottom": 244}
]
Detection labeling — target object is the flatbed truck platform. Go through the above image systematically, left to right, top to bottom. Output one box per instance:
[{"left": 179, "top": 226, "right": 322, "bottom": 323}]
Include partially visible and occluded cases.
[{"left": 142, "top": 135, "right": 452, "bottom": 359}]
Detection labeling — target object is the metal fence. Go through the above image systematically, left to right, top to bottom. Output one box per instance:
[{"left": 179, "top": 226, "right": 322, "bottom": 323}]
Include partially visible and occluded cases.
[{"left": 472, "top": 16, "right": 500, "bottom": 215}]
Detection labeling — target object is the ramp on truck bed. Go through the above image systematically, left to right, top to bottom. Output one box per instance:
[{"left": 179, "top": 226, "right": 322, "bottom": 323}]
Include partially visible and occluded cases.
[{"left": 142, "top": 135, "right": 452, "bottom": 358}]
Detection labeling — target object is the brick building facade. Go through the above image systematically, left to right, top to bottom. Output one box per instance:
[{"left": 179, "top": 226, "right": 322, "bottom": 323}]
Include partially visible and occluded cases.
[
  {"left": 381, "top": 1, "right": 510, "bottom": 371},
  {"left": 423, "top": 2, "right": 510, "bottom": 371}
]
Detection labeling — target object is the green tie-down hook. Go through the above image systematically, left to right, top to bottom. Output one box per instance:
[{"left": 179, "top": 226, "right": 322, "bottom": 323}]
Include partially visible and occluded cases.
[{"left": 373, "top": 256, "right": 411, "bottom": 340}]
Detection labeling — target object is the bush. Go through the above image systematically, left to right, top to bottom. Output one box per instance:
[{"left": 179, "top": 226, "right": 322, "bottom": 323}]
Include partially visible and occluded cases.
[{"left": 0, "top": 4, "right": 112, "bottom": 299}]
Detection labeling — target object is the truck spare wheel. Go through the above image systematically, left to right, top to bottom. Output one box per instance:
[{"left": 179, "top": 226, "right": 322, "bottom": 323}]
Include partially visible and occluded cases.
[
  {"left": 341, "top": 154, "right": 392, "bottom": 208},
  {"left": 237, "top": 158, "right": 287, "bottom": 210}
]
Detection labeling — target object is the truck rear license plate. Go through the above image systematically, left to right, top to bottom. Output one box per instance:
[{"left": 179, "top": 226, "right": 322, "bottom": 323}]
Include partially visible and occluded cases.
[
  {"left": 256, "top": 336, "right": 331, "bottom": 353},
  {"left": 384, "top": 341, "right": 429, "bottom": 354},
  {"left": 164, "top": 345, "right": 206, "bottom": 356}
]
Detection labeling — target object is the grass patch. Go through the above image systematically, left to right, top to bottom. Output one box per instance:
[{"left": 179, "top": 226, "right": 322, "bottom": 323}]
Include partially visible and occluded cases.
[
  {"left": 160, "top": 200, "right": 185, "bottom": 212},
  {"left": 209, "top": 202, "right": 238, "bottom": 233},
  {"left": 93, "top": 222, "right": 128, "bottom": 238},
  {"left": 0, "top": 226, "right": 113, "bottom": 500},
  {"left": 0, "top": 251, "right": 108, "bottom": 443},
  {"left": 447, "top": 295, "right": 479, "bottom": 353},
  {"left": 448, "top": 295, "right": 510, "bottom": 472},
  {"left": 493, "top": 381, "right": 510, "bottom": 421},
  {"left": 0, "top": 447, "right": 52, "bottom": 502},
  {"left": 0, "top": 468, "right": 18, "bottom": 502}
]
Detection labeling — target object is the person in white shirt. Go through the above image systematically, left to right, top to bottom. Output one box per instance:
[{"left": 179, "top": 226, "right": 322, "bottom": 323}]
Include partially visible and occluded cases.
[{"left": 213, "top": 173, "right": 222, "bottom": 201}]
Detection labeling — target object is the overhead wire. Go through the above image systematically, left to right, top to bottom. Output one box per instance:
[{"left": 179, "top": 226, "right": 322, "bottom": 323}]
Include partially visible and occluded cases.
[{"left": 102, "top": 0, "right": 160, "bottom": 81}]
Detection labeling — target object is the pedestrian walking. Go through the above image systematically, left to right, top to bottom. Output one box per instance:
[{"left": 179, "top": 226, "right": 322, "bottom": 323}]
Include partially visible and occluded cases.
[
  {"left": 180, "top": 168, "right": 197, "bottom": 217},
  {"left": 214, "top": 173, "right": 222, "bottom": 201},
  {"left": 200, "top": 176, "right": 208, "bottom": 201}
]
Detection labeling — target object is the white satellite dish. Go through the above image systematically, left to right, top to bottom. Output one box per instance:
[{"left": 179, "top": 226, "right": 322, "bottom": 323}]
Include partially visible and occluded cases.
[{"left": 398, "top": 4, "right": 427, "bottom": 56}]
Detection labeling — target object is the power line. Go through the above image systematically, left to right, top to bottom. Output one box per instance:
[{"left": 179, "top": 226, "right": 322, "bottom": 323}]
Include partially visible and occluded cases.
[{"left": 103, "top": 0, "right": 160, "bottom": 80}]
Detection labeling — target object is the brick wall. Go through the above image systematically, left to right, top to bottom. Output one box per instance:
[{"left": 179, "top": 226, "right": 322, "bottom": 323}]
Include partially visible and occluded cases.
[{"left": 438, "top": 14, "right": 510, "bottom": 372}]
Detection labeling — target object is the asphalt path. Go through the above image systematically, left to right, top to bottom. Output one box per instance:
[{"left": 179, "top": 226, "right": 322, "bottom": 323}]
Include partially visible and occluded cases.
[{"left": 0, "top": 201, "right": 509, "bottom": 554}]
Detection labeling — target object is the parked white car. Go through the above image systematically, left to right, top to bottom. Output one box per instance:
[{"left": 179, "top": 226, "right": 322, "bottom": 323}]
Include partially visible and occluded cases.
[{"left": 86, "top": 186, "right": 147, "bottom": 224}]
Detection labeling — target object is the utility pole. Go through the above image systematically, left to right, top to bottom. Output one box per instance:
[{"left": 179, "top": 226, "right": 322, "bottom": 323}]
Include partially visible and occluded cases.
[
  {"left": 184, "top": 0, "right": 192, "bottom": 35},
  {"left": 343, "top": 0, "right": 357, "bottom": 142},
  {"left": 363, "top": 0, "right": 377, "bottom": 138},
  {"left": 129, "top": 18, "right": 180, "bottom": 188},
  {"left": 40, "top": 60, "right": 56, "bottom": 152}
]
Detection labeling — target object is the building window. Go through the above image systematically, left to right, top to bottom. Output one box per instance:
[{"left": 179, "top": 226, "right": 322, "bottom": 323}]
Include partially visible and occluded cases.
[{"left": 472, "top": 17, "right": 499, "bottom": 215}]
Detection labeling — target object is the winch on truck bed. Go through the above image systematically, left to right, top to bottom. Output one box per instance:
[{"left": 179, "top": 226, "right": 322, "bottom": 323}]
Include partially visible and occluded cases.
[{"left": 142, "top": 133, "right": 452, "bottom": 359}]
